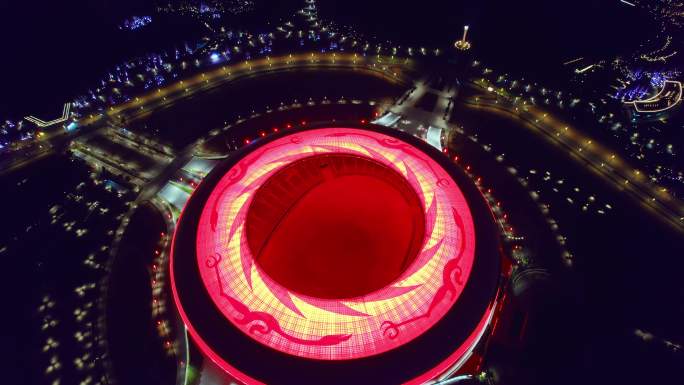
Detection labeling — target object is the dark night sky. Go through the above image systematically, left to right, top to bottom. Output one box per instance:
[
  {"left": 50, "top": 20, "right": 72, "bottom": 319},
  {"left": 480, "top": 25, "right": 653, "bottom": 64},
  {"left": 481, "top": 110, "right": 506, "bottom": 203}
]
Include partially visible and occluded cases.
[{"left": 0, "top": 0, "right": 152, "bottom": 117}]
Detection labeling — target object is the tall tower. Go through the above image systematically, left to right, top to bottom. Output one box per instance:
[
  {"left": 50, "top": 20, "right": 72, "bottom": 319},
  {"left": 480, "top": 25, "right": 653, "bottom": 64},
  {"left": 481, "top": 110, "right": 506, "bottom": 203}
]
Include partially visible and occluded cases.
[{"left": 454, "top": 25, "right": 472, "bottom": 51}]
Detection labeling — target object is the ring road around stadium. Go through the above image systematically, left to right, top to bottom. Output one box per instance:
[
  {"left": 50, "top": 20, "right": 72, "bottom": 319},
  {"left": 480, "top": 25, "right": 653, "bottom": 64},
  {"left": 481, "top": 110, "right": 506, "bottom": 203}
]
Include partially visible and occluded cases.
[{"left": 170, "top": 124, "right": 503, "bottom": 384}]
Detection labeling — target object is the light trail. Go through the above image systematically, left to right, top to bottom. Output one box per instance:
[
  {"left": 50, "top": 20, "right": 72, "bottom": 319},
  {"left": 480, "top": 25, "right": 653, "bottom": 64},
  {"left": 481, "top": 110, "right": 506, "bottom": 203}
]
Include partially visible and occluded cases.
[
  {"left": 77, "top": 52, "right": 412, "bottom": 127},
  {"left": 562, "top": 57, "right": 583, "bottom": 66},
  {"left": 575, "top": 64, "right": 596, "bottom": 74}
]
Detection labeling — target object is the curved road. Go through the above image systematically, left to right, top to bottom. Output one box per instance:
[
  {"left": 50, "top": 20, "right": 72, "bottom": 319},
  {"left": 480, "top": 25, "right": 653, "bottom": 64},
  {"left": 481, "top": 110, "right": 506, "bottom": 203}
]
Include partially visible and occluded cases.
[
  {"left": 1, "top": 52, "right": 415, "bottom": 175},
  {"left": 463, "top": 80, "right": 684, "bottom": 233}
]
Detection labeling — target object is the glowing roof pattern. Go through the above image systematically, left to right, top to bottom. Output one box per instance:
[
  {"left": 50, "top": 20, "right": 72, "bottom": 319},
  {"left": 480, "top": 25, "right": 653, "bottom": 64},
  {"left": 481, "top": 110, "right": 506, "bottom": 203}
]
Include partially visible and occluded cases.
[{"left": 194, "top": 127, "right": 476, "bottom": 360}]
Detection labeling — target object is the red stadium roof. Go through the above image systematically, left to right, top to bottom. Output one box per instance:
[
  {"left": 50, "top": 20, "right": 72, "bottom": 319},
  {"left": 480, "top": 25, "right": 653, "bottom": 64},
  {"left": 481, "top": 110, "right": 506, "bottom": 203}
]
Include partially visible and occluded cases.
[
  {"left": 170, "top": 125, "right": 501, "bottom": 384},
  {"left": 194, "top": 127, "right": 476, "bottom": 360}
]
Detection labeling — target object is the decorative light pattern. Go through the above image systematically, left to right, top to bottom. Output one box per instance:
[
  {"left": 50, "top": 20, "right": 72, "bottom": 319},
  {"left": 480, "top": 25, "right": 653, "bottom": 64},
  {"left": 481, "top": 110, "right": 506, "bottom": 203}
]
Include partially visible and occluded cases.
[
  {"left": 630, "top": 80, "right": 683, "bottom": 113},
  {"left": 24, "top": 103, "right": 71, "bottom": 127},
  {"left": 195, "top": 127, "right": 476, "bottom": 360}
]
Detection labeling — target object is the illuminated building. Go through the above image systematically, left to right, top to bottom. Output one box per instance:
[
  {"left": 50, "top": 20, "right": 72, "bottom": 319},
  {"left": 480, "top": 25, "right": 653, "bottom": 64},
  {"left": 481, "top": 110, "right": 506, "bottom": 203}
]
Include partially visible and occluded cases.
[{"left": 171, "top": 124, "right": 503, "bottom": 384}]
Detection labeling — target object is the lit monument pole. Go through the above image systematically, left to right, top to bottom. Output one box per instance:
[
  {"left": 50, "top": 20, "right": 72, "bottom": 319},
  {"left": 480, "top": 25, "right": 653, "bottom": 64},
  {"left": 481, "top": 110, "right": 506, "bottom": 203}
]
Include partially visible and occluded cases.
[{"left": 454, "top": 25, "right": 472, "bottom": 51}]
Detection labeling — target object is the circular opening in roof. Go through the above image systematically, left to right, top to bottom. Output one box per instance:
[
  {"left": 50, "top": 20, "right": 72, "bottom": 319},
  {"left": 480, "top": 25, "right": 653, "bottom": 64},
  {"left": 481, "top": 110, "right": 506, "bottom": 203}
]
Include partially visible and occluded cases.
[{"left": 245, "top": 154, "right": 425, "bottom": 299}]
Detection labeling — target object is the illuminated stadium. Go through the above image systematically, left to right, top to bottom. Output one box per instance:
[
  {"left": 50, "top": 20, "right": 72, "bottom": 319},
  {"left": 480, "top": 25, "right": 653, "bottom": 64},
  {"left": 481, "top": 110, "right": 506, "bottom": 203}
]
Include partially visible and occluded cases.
[
  {"left": 5, "top": 1, "right": 684, "bottom": 384},
  {"left": 170, "top": 124, "right": 503, "bottom": 384}
]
